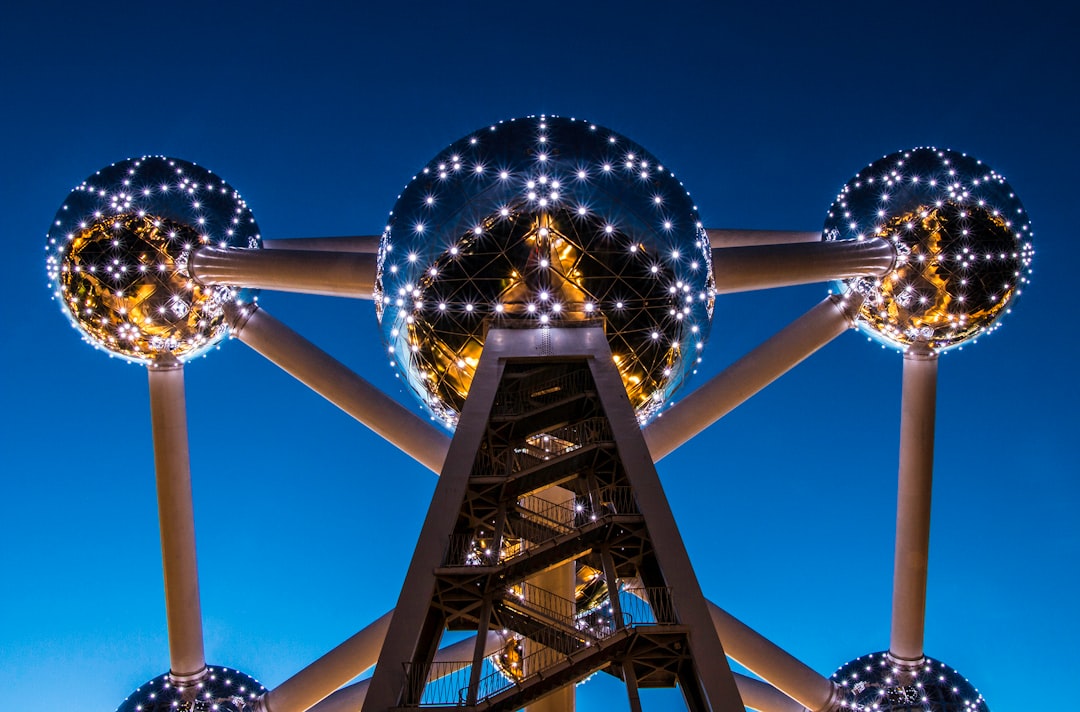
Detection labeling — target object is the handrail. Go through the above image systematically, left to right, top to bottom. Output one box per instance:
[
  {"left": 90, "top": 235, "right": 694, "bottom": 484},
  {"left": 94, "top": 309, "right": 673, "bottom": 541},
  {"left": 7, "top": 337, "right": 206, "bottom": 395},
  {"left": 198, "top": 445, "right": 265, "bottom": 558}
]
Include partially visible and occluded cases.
[
  {"left": 491, "top": 370, "right": 593, "bottom": 417},
  {"left": 470, "top": 417, "right": 613, "bottom": 478},
  {"left": 442, "top": 487, "right": 638, "bottom": 567},
  {"left": 503, "top": 582, "right": 578, "bottom": 629},
  {"left": 400, "top": 587, "right": 678, "bottom": 706},
  {"left": 622, "top": 587, "right": 678, "bottom": 625}
]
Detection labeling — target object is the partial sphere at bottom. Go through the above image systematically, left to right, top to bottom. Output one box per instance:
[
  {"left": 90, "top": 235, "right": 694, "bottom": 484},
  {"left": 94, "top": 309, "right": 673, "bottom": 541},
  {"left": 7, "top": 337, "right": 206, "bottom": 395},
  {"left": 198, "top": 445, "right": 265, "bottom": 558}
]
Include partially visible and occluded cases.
[
  {"left": 832, "top": 652, "right": 988, "bottom": 711},
  {"left": 115, "top": 666, "right": 266, "bottom": 712}
]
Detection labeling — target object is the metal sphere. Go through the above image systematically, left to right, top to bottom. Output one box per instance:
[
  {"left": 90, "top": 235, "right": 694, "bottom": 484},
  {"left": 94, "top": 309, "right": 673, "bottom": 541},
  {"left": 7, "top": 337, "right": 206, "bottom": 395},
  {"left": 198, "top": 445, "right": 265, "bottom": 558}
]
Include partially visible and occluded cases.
[
  {"left": 376, "top": 116, "right": 714, "bottom": 427},
  {"left": 823, "top": 148, "right": 1033, "bottom": 351},
  {"left": 45, "top": 156, "right": 261, "bottom": 363},
  {"left": 832, "top": 652, "right": 988, "bottom": 711},
  {"left": 115, "top": 667, "right": 266, "bottom": 712}
]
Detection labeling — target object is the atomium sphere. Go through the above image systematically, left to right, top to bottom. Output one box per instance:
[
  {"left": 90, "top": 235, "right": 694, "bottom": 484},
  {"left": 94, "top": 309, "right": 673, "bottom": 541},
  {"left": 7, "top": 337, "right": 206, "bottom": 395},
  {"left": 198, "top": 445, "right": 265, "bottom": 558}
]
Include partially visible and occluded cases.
[
  {"left": 376, "top": 116, "right": 714, "bottom": 427},
  {"left": 823, "top": 148, "right": 1034, "bottom": 351},
  {"left": 45, "top": 156, "right": 262, "bottom": 363},
  {"left": 832, "top": 652, "right": 988, "bottom": 711},
  {"left": 115, "top": 666, "right": 266, "bottom": 712}
]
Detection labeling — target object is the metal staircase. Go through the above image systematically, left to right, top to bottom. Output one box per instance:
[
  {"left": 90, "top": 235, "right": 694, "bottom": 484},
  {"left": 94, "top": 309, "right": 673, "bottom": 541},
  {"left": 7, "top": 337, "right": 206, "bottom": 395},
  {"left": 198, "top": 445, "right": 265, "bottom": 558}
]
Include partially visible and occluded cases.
[{"left": 363, "top": 327, "right": 745, "bottom": 712}]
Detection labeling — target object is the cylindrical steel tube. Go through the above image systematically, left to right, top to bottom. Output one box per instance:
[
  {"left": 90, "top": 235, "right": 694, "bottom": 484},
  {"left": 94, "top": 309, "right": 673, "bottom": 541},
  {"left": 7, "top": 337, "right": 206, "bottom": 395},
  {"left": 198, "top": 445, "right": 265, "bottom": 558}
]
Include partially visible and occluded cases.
[
  {"left": 707, "top": 229, "right": 822, "bottom": 248},
  {"left": 712, "top": 239, "right": 895, "bottom": 294},
  {"left": 190, "top": 247, "right": 377, "bottom": 298},
  {"left": 644, "top": 294, "right": 862, "bottom": 461},
  {"left": 226, "top": 304, "right": 450, "bottom": 473},
  {"left": 889, "top": 344, "right": 938, "bottom": 663},
  {"left": 147, "top": 357, "right": 206, "bottom": 683},
  {"left": 523, "top": 486, "right": 576, "bottom": 712},
  {"left": 709, "top": 603, "right": 837, "bottom": 711},
  {"left": 260, "top": 611, "right": 393, "bottom": 712},
  {"left": 304, "top": 630, "right": 505, "bottom": 712},
  {"left": 735, "top": 674, "right": 812, "bottom": 712}
]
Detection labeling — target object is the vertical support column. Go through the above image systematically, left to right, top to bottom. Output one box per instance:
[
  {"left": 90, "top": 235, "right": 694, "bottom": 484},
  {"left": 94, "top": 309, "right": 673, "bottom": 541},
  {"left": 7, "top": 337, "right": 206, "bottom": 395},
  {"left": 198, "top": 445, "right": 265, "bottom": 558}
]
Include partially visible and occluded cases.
[
  {"left": 889, "top": 343, "right": 939, "bottom": 664},
  {"left": 147, "top": 356, "right": 206, "bottom": 683},
  {"left": 524, "top": 485, "right": 576, "bottom": 712},
  {"left": 600, "top": 547, "right": 624, "bottom": 629},
  {"left": 465, "top": 598, "right": 493, "bottom": 706},
  {"left": 623, "top": 663, "right": 644, "bottom": 712}
]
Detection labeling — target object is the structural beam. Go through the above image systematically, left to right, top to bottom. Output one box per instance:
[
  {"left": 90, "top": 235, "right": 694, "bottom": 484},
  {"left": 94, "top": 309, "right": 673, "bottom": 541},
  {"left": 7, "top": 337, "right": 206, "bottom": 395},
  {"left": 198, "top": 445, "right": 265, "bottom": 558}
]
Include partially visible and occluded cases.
[
  {"left": 707, "top": 228, "right": 821, "bottom": 248},
  {"left": 263, "top": 235, "right": 381, "bottom": 253},
  {"left": 712, "top": 239, "right": 895, "bottom": 295},
  {"left": 191, "top": 247, "right": 377, "bottom": 298},
  {"left": 644, "top": 293, "right": 863, "bottom": 461},
  {"left": 225, "top": 303, "right": 450, "bottom": 472},
  {"left": 889, "top": 343, "right": 939, "bottom": 664},
  {"left": 147, "top": 356, "right": 206, "bottom": 684},
  {"left": 708, "top": 603, "right": 839, "bottom": 712},
  {"left": 298, "top": 606, "right": 825, "bottom": 712},
  {"left": 257, "top": 611, "right": 393, "bottom": 712},
  {"left": 305, "top": 632, "right": 504, "bottom": 712},
  {"left": 735, "top": 674, "right": 812, "bottom": 712}
]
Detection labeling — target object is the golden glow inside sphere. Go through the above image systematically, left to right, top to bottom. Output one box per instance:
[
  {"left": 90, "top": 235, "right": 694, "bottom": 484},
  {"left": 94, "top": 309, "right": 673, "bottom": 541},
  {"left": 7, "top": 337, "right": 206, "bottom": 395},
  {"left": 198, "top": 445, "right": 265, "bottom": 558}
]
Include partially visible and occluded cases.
[
  {"left": 377, "top": 116, "right": 715, "bottom": 427},
  {"left": 823, "top": 148, "right": 1033, "bottom": 351},
  {"left": 45, "top": 156, "right": 261, "bottom": 363}
]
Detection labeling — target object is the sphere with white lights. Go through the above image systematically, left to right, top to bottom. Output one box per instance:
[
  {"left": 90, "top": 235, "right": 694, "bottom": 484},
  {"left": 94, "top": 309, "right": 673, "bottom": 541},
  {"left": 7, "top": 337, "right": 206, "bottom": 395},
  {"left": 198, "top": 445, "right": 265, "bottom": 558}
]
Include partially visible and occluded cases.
[
  {"left": 376, "top": 116, "right": 715, "bottom": 427},
  {"left": 823, "top": 148, "right": 1033, "bottom": 351},
  {"left": 45, "top": 156, "right": 262, "bottom": 363},
  {"left": 832, "top": 652, "right": 988, "bottom": 711},
  {"left": 114, "top": 667, "right": 266, "bottom": 712}
]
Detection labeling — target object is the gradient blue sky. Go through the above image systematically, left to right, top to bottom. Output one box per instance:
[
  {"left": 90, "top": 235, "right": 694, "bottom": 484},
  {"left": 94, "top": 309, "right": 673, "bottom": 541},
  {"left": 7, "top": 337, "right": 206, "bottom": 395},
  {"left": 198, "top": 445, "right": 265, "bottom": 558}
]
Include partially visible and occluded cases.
[{"left": 2, "top": 2, "right": 1076, "bottom": 710}]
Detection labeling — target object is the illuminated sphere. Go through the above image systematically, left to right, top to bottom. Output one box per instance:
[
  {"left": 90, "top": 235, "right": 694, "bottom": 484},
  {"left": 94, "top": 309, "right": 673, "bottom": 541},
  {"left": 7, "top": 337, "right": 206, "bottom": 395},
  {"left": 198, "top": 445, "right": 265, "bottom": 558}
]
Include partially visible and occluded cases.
[
  {"left": 376, "top": 116, "right": 715, "bottom": 427},
  {"left": 823, "top": 148, "right": 1033, "bottom": 351},
  {"left": 45, "top": 156, "right": 262, "bottom": 363},
  {"left": 832, "top": 652, "right": 988, "bottom": 711},
  {"left": 115, "top": 666, "right": 266, "bottom": 712}
]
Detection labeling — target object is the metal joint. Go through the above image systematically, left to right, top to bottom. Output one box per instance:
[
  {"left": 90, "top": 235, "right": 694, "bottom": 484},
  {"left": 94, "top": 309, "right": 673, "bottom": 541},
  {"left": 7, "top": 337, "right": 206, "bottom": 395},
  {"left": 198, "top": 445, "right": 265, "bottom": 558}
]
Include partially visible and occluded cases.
[
  {"left": 827, "top": 290, "right": 866, "bottom": 326},
  {"left": 223, "top": 300, "right": 259, "bottom": 334},
  {"left": 168, "top": 666, "right": 208, "bottom": 686},
  {"left": 818, "top": 680, "right": 848, "bottom": 712}
]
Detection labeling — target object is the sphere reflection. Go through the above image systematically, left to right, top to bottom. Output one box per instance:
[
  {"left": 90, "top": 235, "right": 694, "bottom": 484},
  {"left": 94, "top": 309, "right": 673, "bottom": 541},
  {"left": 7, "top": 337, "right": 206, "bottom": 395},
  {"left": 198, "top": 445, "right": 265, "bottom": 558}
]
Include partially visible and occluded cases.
[
  {"left": 377, "top": 116, "right": 714, "bottom": 427},
  {"left": 823, "top": 148, "right": 1033, "bottom": 351},
  {"left": 45, "top": 156, "right": 261, "bottom": 363},
  {"left": 832, "top": 652, "right": 988, "bottom": 711},
  {"left": 115, "top": 667, "right": 266, "bottom": 712}
]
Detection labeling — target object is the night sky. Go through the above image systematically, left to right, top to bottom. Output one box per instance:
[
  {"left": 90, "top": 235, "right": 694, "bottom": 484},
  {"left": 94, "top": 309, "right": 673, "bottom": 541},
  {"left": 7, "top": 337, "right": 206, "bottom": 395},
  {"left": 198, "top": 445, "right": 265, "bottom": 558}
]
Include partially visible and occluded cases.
[{"left": 2, "top": 2, "right": 1076, "bottom": 710}]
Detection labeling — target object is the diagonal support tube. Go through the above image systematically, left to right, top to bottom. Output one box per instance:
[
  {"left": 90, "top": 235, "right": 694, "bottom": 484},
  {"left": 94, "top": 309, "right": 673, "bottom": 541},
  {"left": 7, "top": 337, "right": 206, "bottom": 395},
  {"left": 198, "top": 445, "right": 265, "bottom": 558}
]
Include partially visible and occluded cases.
[
  {"left": 712, "top": 239, "right": 896, "bottom": 294},
  {"left": 191, "top": 247, "right": 377, "bottom": 298},
  {"left": 644, "top": 293, "right": 864, "bottom": 461},
  {"left": 225, "top": 303, "right": 450, "bottom": 472},
  {"left": 889, "top": 343, "right": 938, "bottom": 663},
  {"left": 147, "top": 356, "right": 206, "bottom": 684},
  {"left": 708, "top": 602, "right": 840, "bottom": 712},
  {"left": 256, "top": 611, "right": 394, "bottom": 712},
  {"left": 301, "top": 618, "right": 815, "bottom": 712},
  {"left": 303, "top": 631, "right": 506, "bottom": 712},
  {"left": 736, "top": 675, "right": 812, "bottom": 712}
]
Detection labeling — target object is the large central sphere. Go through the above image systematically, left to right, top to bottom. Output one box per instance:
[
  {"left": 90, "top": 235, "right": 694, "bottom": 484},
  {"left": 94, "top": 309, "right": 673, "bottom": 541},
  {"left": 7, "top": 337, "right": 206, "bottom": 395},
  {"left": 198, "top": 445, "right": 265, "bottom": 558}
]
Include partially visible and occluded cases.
[{"left": 377, "top": 116, "right": 715, "bottom": 427}]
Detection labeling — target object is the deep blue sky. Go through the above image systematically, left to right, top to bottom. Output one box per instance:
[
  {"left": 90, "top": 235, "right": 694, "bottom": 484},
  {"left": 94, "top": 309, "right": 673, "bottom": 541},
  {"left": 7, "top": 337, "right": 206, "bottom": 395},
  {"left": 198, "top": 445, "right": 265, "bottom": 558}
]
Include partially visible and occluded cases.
[{"left": 2, "top": 2, "right": 1075, "bottom": 710}]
